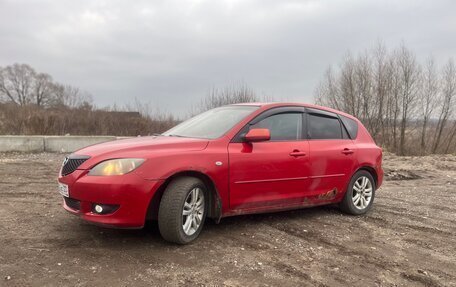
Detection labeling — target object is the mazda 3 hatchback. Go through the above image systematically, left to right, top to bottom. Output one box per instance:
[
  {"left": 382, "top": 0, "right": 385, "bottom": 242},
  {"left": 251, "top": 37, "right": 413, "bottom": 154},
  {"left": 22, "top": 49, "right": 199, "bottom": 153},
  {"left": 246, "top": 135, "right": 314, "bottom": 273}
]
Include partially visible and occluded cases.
[{"left": 58, "top": 103, "right": 383, "bottom": 244}]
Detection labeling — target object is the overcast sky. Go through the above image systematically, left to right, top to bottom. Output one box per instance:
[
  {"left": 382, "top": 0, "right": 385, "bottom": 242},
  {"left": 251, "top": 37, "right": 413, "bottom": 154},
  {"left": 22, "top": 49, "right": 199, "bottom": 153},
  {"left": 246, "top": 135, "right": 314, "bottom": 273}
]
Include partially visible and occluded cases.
[{"left": 0, "top": 0, "right": 455, "bottom": 115}]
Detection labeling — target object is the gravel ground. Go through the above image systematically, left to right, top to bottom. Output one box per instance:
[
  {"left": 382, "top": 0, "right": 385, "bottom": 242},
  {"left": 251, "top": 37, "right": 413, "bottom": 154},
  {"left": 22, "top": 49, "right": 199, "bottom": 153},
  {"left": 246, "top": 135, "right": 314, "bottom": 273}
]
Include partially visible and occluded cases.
[{"left": 0, "top": 152, "right": 455, "bottom": 286}]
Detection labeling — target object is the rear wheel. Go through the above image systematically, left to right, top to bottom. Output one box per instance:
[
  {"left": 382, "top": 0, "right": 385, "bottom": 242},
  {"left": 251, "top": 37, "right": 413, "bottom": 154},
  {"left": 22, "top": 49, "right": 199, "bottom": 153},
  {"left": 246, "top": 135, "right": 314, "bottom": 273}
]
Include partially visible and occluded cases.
[
  {"left": 339, "top": 170, "right": 375, "bottom": 215},
  {"left": 158, "top": 177, "right": 207, "bottom": 244}
]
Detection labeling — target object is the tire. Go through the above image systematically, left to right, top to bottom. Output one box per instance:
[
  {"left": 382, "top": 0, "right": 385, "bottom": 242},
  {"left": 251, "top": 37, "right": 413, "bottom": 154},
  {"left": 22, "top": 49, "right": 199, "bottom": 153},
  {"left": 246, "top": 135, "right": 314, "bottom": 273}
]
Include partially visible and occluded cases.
[
  {"left": 339, "top": 170, "right": 376, "bottom": 215},
  {"left": 158, "top": 177, "right": 207, "bottom": 244}
]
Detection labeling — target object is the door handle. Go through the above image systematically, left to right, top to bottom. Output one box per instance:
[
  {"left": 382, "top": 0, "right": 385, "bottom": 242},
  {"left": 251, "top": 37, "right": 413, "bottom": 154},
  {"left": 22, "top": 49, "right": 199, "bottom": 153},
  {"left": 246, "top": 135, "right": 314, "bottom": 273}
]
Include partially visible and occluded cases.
[
  {"left": 342, "top": 148, "right": 354, "bottom": 155},
  {"left": 289, "top": 150, "right": 307, "bottom": 157}
]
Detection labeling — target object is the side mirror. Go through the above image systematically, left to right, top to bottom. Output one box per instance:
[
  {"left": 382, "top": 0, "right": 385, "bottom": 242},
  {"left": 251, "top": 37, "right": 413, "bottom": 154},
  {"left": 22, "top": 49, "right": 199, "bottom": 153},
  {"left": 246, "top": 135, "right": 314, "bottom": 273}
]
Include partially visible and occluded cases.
[{"left": 244, "top": 128, "right": 271, "bottom": 142}]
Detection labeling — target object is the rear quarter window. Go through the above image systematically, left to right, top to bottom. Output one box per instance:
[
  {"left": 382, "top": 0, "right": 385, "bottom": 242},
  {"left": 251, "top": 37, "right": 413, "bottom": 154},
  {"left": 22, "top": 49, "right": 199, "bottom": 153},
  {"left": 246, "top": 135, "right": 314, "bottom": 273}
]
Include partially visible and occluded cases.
[{"left": 340, "top": 115, "right": 358, "bottom": 139}]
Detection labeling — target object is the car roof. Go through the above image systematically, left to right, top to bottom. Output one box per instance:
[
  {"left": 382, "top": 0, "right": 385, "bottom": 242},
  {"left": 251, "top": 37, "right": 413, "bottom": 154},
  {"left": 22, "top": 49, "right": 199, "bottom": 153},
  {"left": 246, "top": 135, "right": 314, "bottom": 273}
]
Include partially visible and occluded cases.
[{"left": 231, "top": 102, "right": 357, "bottom": 120}]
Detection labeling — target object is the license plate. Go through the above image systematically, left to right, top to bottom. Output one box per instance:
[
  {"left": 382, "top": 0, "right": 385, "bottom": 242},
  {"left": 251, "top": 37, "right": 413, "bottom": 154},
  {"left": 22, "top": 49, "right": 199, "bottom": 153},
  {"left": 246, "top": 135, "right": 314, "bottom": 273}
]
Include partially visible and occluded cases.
[{"left": 58, "top": 183, "right": 69, "bottom": 197}]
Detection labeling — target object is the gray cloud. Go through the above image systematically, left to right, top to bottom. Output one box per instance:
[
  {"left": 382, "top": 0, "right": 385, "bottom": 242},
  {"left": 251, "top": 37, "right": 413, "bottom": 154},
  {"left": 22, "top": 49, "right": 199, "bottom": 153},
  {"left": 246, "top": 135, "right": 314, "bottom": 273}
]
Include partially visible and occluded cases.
[{"left": 1, "top": 0, "right": 455, "bottom": 115}]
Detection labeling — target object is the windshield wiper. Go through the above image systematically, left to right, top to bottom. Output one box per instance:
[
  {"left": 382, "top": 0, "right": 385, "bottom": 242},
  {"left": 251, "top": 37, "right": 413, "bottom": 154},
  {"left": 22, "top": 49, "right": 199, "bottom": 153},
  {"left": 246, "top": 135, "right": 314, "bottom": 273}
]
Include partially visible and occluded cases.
[{"left": 167, "top": 134, "right": 187, "bottom": 138}]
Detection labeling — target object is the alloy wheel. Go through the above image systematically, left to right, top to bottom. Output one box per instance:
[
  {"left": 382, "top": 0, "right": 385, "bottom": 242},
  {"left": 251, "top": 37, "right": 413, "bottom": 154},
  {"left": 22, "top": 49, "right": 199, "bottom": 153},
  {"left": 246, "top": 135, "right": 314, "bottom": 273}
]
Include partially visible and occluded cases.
[
  {"left": 352, "top": 176, "right": 373, "bottom": 210},
  {"left": 182, "top": 187, "right": 205, "bottom": 236}
]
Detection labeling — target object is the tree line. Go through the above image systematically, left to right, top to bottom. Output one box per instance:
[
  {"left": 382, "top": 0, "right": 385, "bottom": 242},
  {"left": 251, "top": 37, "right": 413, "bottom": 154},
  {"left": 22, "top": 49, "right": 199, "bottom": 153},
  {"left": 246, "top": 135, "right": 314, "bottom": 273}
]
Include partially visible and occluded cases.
[
  {"left": 315, "top": 43, "right": 456, "bottom": 155},
  {"left": 2, "top": 44, "right": 456, "bottom": 156},
  {"left": 0, "top": 63, "right": 92, "bottom": 108},
  {"left": 0, "top": 64, "right": 178, "bottom": 136}
]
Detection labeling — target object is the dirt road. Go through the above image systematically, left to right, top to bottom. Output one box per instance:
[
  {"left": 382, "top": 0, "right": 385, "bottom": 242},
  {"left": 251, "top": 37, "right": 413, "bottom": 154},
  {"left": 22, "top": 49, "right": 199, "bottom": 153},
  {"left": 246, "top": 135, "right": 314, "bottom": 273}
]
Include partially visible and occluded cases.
[{"left": 0, "top": 153, "right": 455, "bottom": 286}]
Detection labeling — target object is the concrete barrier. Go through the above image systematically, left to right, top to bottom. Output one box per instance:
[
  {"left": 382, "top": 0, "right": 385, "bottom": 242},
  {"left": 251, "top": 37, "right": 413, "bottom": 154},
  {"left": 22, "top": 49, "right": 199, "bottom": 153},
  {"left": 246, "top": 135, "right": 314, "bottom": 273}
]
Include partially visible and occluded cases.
[
  {"left": 0, "top": 136, "right": 128, "bottom": 153},
  {"left": 0, "top": 136, "right": 45, "bottom": 152},
  {"left": 44, "top": 136, "right": 117, "bottom": 153}
]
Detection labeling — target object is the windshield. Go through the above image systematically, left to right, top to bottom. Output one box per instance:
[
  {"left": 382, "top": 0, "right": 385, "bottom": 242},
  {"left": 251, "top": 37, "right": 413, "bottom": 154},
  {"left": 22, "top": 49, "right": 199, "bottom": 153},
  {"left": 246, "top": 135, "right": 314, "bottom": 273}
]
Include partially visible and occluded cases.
[{"left": 162, "top": 105, "right": 259, "bottom": 139}]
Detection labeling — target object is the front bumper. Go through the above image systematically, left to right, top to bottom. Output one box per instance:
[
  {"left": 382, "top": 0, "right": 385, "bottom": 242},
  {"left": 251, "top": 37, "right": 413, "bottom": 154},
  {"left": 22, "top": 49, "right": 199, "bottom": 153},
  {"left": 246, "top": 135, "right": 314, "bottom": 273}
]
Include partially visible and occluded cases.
[{"left": 59, "top": 169, "right": 163, "bottom": 228}]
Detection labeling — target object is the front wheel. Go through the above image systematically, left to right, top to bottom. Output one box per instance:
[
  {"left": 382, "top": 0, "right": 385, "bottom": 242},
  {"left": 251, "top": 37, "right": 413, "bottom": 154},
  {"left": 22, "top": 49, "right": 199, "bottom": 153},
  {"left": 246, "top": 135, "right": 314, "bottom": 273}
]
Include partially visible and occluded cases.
[
  {"left": 339, "top": 170, "right": 375, "bottom": 215},
  {"left": 158, "top": 177, "right": 207, "bottom": 244}
]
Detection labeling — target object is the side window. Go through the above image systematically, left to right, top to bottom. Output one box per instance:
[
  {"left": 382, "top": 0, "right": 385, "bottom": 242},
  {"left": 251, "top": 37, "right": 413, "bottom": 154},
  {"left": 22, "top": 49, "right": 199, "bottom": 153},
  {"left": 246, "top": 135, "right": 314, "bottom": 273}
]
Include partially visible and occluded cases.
[
  {"left": 251, "top": 113, "right": 302, "bottom": 141},
  {"left": 308, "top": 114, "right": 342, "bottom": 139},
  {"left": 340, "top": 115, "right": 358, "bottom": 139}
]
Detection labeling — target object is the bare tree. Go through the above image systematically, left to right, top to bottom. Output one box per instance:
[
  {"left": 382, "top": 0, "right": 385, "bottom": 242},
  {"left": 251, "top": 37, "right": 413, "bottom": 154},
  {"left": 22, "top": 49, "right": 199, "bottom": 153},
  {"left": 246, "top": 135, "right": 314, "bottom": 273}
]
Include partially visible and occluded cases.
[
  {"left": 371, "top": 43, "right": 390, "bottom": 144},
  {"left": 394, "top": 45, "right": 421, "bottom": 155},
  {"left": 355, "top": 52, "right": 374, "bottom": 132},
  {"left": 338, "top": 53, "right": 358, "bottom": 116},
  {"left": 419, "top": 57, "right": 439, "bottom": 154},
  {"left": 433, "top": 59, "right": 456, "bottom": 153},
  {"left": 441, "top": 59, "right": 456, "bottom": 153},
  {"left": 0, "top": 64, "right": 36, "bottom": 105},
  {"left": 315, "top": 67, "right": 340, "bottom": 109},
  {"left": 34, "top": 73, "right": 54, "bottom": 106},
  {"left": 192, "top": 83, "right": 258, "bottom": 114},
  {"left": 51, "top": 84, "right": 93, "bottom": 108},
  {"left": 445, "top": 121, "right": 456, "bottom": 153}
]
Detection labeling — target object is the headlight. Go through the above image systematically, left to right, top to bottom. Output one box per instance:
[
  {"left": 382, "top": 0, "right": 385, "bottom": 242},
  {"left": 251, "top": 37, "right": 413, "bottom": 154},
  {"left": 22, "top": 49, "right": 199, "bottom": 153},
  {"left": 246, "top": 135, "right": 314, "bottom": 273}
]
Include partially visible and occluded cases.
[{"left": 88, "top": 158, "right": 145, "bottom": 176}]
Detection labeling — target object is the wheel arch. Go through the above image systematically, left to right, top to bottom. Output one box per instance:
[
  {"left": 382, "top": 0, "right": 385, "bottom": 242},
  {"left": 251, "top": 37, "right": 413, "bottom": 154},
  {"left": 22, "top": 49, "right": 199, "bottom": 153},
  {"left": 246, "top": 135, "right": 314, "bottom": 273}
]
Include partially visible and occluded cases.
[
  {"left": 356, "top": 166, "right": 378, "bottom": 188},
  {"left": 146, "top": 170, "right": 222, "bottom": 222}
]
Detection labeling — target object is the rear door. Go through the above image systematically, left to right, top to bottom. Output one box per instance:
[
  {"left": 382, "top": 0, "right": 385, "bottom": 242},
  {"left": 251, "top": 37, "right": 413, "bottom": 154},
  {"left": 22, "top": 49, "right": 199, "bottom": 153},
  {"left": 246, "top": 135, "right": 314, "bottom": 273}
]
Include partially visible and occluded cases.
[
  {"left": 228, "top": 107, "right": 311, "bottom": 210},
  {"left": 306, "top": 108, "right": 357, "bottom": 198}
]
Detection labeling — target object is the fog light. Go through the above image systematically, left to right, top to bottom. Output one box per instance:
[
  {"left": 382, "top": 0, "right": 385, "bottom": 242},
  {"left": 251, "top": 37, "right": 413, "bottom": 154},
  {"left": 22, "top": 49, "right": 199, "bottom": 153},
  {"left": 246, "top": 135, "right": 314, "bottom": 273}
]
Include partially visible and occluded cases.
[
  {"left": 91, "top": 203, "right": 119, "bottom": 215},
  {"left": 94, "top": 205, "right": 103, "bottom": 213}
]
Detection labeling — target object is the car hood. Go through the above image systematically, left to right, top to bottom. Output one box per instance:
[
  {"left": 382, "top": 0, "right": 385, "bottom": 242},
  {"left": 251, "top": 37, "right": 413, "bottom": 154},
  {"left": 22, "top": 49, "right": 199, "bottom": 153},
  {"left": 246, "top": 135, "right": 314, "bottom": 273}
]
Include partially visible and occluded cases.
[{"left": 73, "top": 135, "right": 209, "bottom": 169}]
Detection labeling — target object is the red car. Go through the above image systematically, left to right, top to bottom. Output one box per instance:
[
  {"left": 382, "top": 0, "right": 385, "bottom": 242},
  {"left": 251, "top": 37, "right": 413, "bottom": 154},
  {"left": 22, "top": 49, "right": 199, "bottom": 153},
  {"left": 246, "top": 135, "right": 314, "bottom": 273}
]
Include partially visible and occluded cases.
[{"left": 58, "top": 103, "right": 383, "bottom": 244}]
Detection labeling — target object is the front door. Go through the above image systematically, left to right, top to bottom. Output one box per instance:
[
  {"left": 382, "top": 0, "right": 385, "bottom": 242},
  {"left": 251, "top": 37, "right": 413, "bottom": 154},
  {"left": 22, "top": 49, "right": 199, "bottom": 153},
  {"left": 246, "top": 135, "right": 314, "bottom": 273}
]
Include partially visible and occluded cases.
[{"left": 228, "top": 111, "right": 311, "bottom": 210}]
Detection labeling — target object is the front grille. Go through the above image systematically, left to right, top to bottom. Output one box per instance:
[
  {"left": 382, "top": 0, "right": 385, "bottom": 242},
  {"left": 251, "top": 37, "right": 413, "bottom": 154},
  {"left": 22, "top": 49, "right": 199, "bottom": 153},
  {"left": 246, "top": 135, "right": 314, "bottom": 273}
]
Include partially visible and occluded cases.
[
  {"left": 61, "top": 155, "right": 90, "bottom": 176},
  {"left": 64, "top": 197, "right": 81, "bottom": 211}
]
